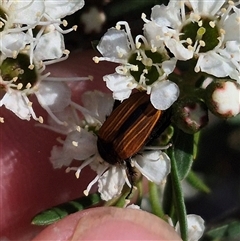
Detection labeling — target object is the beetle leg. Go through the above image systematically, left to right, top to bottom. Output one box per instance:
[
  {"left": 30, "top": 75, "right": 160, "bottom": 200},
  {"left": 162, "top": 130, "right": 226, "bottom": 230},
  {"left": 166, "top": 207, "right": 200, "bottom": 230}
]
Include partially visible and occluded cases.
[{"left": 125, "top": 159, "right": 135, "bottom": 199}]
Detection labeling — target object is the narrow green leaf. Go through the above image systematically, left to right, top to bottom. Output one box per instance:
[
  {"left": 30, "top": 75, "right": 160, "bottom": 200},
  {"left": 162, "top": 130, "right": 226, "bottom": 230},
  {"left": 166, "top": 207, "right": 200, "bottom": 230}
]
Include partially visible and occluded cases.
[
  {"left": 227, "top": 113, "right": 240, "bottom": 125},
  {"left": 173, "top": 128, "right": 194, "bottom": 180},
  {"left": 193, "top": 131, "right": 200, "bottom": 159},
  {"left": 169, "top": 148, "right": 188, "bottom": 241},
  {"left": 186, "top": 170, "right": 211, "bottom": 194},
  {"left": 162, "top": 175, "right": 173, "bottom": 216},
  {"left": 162, "top": 175, "right": 176, "bottom": 223},
  {"left": 136, "top": 179, "right": 143, "bottom": 207},
  {"left": 148, "top": 182, "right": 165, "bottom": 219},
  {"left": 104, "top": 184, "right": 137, "bottom": 208},
  {"left": 114, "top": 186, "right": 139, "bottom": 207},
  {"left": 32, "top": 193, "right": 101, "bottom": 226},
  {"left": 114, "top": 196, "right": 128, "bottom": 208},
  {"left": 206, "top": 220, "right": 240, "bottom": 240}
]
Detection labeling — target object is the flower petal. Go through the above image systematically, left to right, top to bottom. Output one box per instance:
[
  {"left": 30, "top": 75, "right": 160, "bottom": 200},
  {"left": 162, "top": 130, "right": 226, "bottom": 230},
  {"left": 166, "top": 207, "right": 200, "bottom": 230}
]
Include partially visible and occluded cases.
[
  {"left": 14, "top": 0, "right": 44, "bottom": 25},
  {"left": 45, "top": 0, "right": 85, "bottom": 19},
  {"left": 189, "top": 0, "right": 225, "bottom": 16},
  {"left": 151, "top": 4, "right": 181, "bottom": 29},
  {"left": 223, "top": 10, "right": 240, "bottom": 43},
  {"left": 144, "top": 21, "right": 164, "bottom": 48},
  {"left": 97, "top": 28, "right": 130, "bottom": 60},
  {"left": 34, "top": 30, "right": 64, "bottom": 61},
  {"left": 0, "top": 33, "right": 30, "bottom": 57},
  {"left": 165, "top": 39, "right": 193, "bottom": 60},
  {"left": 196, "top": 52, "right": 240, "bottom": 82},
  {"left": 162, "top": 58, "right": 177, "bottom": 75},
  {"left": 103, "top": 73, "right": 134, "bottom": 101},
  {"left": 150, "top": 80, "right": 179, "bottom": 110},
  {"left": 36, "top": 81, "right": 71, "bottom": 112},
  {"left": 0, "top": 91, "right": 31, "bottom": 120},
  {"left": 81, "top": 91, "right": 114, "bottom": 124},
  {"left": 63, "top": 129, "right": 98, "bottom": 161},
  {"left": 50, "top": 145, "right": 73, "bottom": 168},
  {"left": 133, "top": 151, "right": 171, "bottom": 184},
  {"left": 98, "top": 166, "right": 126, "bottom": 201},
  {"left": 175, "top": 214, "right": 205, "bottom": 241}
]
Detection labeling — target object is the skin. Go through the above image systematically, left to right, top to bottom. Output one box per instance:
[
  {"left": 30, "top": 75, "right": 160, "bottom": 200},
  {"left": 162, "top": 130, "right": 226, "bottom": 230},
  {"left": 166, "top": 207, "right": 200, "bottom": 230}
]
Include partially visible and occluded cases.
[
  {"left": 0, "top": 50, "right": 181, "bottom": 240},
  {"left": 33, "top": 207, "right": 182, "bottom": 240}
]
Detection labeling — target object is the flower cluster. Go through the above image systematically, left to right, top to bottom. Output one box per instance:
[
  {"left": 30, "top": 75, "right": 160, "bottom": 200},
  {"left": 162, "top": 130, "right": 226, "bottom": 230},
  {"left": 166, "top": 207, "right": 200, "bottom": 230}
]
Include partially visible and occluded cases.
[
  {"left": 0, "top": 0, "right": 85, "bottom": 122},
  {"left": 39, "top": 0, "right": 238, "bottom": 229},
  {"left": 94, "top": 0, "right": 240, "bottom": 132},
  {"left": 146, "top": 0, "right": 240, "bottom": 81},
  {"left": 3, "top": 1, "right": 239, "bottom": 240},
  {"left": 93, "top": 21, "right": 180, "bottom": 110},
  {"left": 46, "top": 91, "right": 171, "bottom": 201}
]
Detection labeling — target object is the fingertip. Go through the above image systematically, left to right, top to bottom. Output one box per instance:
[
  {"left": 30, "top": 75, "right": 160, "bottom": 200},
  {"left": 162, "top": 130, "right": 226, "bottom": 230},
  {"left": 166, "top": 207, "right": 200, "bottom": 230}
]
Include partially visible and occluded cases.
[{"left": 32, "top": 207, "right": 181, "bottom": 241}]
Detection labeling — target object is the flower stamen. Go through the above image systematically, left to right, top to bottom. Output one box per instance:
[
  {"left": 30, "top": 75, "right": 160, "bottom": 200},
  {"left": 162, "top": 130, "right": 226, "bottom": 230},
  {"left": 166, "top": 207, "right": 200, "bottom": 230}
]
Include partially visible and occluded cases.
[{"left": 84, "top": 166, "right": 108, "bottom": 196}]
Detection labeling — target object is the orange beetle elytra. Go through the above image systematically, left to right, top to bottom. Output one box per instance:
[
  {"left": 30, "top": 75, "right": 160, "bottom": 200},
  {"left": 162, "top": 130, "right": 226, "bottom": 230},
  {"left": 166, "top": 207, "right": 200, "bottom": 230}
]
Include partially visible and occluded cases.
[{"left": 97, "top": 91, "right": 171, "bottom": 166}]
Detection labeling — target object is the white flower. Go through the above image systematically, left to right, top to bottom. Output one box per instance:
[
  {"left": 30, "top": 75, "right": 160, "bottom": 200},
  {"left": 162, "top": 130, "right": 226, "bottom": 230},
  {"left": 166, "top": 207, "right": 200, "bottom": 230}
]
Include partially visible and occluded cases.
[
  {"left": 0, "top": 0, "right": 44, "bottom": 57},
  {"left": 0, "top": 0, "right": 85, "bottom": 60},
  {"left": 0, "top": 0, "right": 87, "bottom": 122},
  {"left": 44, "top": 0, "right": 85, "bottom": 20},
  {"left": 148, "top": 0, "right": 240, "bottom": 81},
  {"left": 94, "top": 21, "right": 179, "bottom": 110},
  {"left": 0, "top": 52, "right": 89, "bottom": 123},
  {"left": 0, "top": 72, "right": 72, "bottom": 123},
  {"left": 48, "top": 90, "right": 114, "bottom": 164},
  {"left": 48, "top": 91, "right": 171, "bottom": 201},
  {"left": 48, "top": 91, "right": 114, "bottom": 166},
  {"left": 91, "top": 149, "right": 171, "bottom": 201},
  {"left": 175, "top": 214, "right": 205, "bottom": 241}
]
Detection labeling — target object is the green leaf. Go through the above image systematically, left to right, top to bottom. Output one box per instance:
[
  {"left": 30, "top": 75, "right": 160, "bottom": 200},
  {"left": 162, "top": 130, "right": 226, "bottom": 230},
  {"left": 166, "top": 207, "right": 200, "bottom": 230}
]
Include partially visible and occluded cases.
[
  {"left": 227, "top": 113, "right": 240, "bottom": 125},
  {"left": 173, "top": 128, "right": 194, "bottom": 180},
  {"left": 193, "top": 131, "right": 200, "bottom": 159},
  {"left": 169, "top": 148, "right": 188, "bottom": 241},
  {"left": 186, "top": 170, "right": 211, "bottom": 194},
  {"left": 162, "top": 175, "right": 175, "bottom": 219},
  {"left": 148, "top": 182, "right": 165, "bottom": 219},
  {"left": 104, "top": 184, "right": 137, "bottom": 208},
  {"left": 32, "top": 193, "right": 101, "bottom": 226},
  {"left": 206, "top": 220, "right": 240, "bottom": 240}
]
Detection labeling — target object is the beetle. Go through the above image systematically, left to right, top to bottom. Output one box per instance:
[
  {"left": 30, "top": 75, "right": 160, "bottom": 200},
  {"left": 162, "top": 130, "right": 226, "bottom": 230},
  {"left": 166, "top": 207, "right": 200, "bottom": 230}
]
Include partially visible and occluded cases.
[{"left": 97, "top": 91, "right": 171, "bottom": 194}]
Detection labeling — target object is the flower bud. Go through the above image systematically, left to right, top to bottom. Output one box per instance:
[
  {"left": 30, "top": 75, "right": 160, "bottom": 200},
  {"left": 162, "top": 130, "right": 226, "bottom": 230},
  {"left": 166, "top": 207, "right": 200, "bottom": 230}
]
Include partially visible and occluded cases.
[
  {"left": 205, "top": 80, "right": 240, "bottom": 118},
  {"left": 172, "top": 97, "right": 208, "bottom": 134}
]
